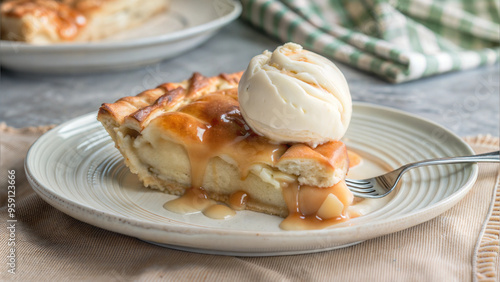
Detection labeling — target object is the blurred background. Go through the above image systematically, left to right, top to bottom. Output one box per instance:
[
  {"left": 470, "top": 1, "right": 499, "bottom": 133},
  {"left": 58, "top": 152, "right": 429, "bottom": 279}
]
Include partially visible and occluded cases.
[{"left": 0, "top": 0, "right": 498, "bottom": 137}]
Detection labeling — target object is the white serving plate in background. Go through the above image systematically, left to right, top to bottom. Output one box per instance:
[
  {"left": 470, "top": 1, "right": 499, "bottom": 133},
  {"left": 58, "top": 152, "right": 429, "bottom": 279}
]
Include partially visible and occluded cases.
[{"left": 0, "top": 0, "right": 241, "bottom": 73}]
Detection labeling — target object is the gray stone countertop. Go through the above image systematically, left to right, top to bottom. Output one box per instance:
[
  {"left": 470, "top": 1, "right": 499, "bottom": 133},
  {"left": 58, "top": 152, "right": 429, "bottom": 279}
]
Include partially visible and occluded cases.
[{"left": 1, "top": 20, "right": 499, "bottom": 138}]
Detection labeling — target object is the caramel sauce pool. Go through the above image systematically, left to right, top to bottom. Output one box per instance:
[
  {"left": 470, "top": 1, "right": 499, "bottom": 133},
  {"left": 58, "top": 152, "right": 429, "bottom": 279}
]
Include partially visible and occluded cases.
[
  {"left": 161, "top": 91, "right": 282, "bottom": 221},
  {"left": 163, "top": 187, "right": 213, "bottom": 214},
  {"left": 163, "top": 187, "right": 239, "bottom": 220},
  {"left": 203, "top": 205, "right": 236, "bottom": 220}
]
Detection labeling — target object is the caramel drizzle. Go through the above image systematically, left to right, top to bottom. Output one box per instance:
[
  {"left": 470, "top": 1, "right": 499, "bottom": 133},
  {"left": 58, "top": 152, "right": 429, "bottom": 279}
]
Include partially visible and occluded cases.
[
  {"left": 160, "top": 90, "right": 355, "bottom": 229},
  {"left": 182, "top": 97, "right": 286, "bottom": 188},
  {"left": 163, "top": 187, "right": 213, "bottom": 214},
  {"left": 229, "top": 191, "right": 248, "bottom": 210}
]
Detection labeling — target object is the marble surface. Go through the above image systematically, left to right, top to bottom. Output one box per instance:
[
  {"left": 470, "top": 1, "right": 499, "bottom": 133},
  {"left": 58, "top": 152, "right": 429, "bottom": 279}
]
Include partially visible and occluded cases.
[{"left": 1, "top": 20, "right": 499, "bottom": 138}]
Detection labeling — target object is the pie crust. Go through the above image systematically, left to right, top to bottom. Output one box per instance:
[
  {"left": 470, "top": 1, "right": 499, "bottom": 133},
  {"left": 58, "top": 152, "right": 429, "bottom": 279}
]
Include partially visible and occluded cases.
[{"left": 98, "top": 72, "right": 353, "bottom": 229}]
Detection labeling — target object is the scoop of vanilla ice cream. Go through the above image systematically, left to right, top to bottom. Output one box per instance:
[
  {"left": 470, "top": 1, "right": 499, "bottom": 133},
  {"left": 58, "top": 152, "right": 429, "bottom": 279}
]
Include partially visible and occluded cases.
[{"left": 238, "top": 43, "right": 352, "bottom": 147}]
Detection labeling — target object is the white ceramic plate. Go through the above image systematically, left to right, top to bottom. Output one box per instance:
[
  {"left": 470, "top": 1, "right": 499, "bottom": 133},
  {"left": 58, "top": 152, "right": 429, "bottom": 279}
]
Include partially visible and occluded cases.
[
  {"left": 0, "top": 0, "right": 241, "bottom": 73},
  {"left": 25, "top": 103, "right": 478, "bottom": 256}
]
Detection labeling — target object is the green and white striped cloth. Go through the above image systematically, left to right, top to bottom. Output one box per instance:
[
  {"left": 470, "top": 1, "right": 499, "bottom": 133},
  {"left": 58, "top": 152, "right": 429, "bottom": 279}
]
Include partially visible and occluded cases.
[{"left": 241, "top": 0, "right": 500, "bottom": 83}]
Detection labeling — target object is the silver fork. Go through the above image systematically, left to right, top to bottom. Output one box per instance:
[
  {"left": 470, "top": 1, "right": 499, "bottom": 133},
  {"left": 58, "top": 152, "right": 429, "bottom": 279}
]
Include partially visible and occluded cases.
[{"left": 346, "top": 151, "right": 500, "bottom": 198}]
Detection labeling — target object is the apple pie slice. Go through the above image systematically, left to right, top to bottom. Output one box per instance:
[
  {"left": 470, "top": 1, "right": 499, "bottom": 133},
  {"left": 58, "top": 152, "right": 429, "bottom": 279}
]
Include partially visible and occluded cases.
[
  {"left": 1, "top": 0, "right": 169, "bottom": 44},
  {"left": 97, "top": 72, "right": 354, "bottom": 230}
]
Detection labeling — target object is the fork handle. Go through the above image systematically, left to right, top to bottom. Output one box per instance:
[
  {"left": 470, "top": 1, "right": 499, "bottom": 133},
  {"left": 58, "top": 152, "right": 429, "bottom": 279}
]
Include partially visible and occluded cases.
[{"left": 401, "top": 151, "right": 500, "bottom": 171}]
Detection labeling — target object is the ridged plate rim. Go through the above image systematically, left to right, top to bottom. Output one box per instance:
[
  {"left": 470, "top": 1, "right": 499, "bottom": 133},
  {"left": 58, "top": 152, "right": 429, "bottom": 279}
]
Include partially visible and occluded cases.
[{"left": 25, "top": 102, "right": 478, "bottom": 255}]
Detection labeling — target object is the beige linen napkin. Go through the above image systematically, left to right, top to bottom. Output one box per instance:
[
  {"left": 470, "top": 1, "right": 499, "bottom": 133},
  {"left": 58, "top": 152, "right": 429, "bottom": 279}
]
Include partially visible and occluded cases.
[{"left": 1, "top": 124, "right": 498, "bottom": 281}]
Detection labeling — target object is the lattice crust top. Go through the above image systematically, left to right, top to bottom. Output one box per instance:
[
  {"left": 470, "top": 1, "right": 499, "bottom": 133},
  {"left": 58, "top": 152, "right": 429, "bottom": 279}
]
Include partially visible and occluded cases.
[{"left": 98, "top": 72, "right": 243, "bottom": 132}]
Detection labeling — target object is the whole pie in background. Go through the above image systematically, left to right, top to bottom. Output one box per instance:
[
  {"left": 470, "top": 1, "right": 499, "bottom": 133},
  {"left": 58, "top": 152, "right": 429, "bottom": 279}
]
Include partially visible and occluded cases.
[{"left": 0, "top": 0, "right": 170, "bottom": 44}]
